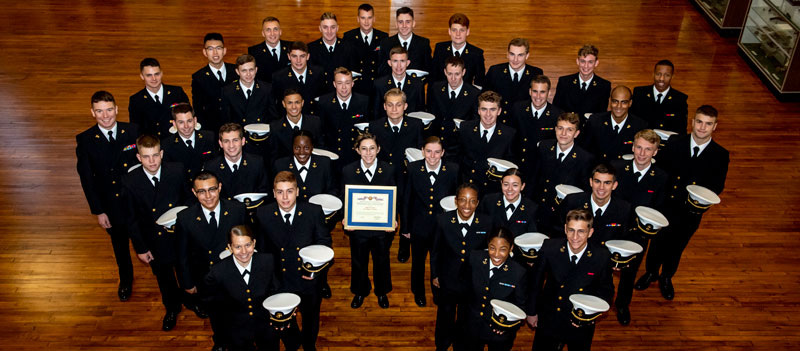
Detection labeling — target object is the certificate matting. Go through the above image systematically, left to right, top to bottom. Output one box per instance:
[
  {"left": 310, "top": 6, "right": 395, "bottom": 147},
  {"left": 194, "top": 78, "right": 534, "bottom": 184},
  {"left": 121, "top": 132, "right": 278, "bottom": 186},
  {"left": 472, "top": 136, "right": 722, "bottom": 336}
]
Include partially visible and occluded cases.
[{"left": 343, "top": 185, "right": 397, "bottom": 230}]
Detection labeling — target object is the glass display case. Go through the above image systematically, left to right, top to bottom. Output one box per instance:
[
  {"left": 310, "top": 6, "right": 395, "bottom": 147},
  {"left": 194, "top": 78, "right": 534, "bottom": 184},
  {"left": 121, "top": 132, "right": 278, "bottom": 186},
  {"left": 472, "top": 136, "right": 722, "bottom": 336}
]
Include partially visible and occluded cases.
[
  {"left": 693, "top": 0, "right": 751, "bottom": 35},
  {"left": 739, "top": 0, "right": 800, "bottom": 98}
]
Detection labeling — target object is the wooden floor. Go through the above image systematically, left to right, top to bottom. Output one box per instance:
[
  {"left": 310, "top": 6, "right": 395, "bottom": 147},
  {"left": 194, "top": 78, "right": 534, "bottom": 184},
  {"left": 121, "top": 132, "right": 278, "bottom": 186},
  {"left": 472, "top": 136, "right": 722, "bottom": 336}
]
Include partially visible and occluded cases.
[{"left": 1, "top": 0, "right": 799, "bottom": 350}]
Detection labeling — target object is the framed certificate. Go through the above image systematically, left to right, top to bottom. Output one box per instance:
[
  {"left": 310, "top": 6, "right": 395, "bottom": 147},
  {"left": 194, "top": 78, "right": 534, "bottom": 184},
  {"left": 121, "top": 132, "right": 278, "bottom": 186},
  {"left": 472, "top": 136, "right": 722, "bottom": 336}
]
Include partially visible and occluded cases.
[{"left": 343, "top": 185, "right": 398, "bottom": 231}]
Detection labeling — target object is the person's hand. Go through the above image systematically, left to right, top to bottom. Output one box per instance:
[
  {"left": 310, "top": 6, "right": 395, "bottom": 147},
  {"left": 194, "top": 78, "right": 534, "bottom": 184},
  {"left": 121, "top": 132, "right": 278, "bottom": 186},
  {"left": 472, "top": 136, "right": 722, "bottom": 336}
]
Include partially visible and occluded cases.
[
  {"left": 97, "top": 213, "right": 112, "bottom": 229},
  {"left": 401, "top": 233, "right": 410, "bottom": 239},
  {"left": 137, "top": 251, "right": 154, "bottom": 264},
  {"left": 301, "top": 275, "right": 314, "bottom": 280},
  {"left": 432, "top": 277, "right": 440, "bottom": 288},
  {"left": 185, "top": 287, "right": 198, "bottom": 294},
  {"left": 526, "top": 315, "right": 538, "bottom": 328},
  {"left": 491, "top": 327, "right": 506, "bottom": 335}
]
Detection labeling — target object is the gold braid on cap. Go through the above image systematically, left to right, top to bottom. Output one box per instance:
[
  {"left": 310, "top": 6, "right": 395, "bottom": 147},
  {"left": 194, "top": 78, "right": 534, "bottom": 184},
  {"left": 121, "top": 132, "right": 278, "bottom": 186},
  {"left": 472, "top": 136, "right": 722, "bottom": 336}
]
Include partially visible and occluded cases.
[
  {"left": 248, "top": 132, "right": 269, "bottom": 142},
  {"left": 635, "top": 217, "right": 659, "bottom": 235},
  {"left": 303, "top": 261, "right": 331, "bottom": 273},
  {"left": 270, "top": 307, "right": 297, "bottom": 322},
  {"left": 571, "top": 308, "right": 602, "bottom": 322},
  {"left": 491, "top": 314, "right": 523, "bottom": 328}
]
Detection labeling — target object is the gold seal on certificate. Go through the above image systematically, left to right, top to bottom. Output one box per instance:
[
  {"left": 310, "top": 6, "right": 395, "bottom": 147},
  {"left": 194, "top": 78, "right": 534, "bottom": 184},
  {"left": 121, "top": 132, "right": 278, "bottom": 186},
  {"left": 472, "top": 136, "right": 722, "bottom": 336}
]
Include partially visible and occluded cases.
[{"left": 343, "top": 185, "right": 398, "bottom": 231}]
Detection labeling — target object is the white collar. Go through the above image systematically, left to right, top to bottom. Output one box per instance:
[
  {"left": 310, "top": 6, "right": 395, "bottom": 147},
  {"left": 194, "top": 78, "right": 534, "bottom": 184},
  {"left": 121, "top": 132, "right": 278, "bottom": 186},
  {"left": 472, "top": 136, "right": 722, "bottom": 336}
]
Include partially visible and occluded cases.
[
  {"left": 360, "top": 29, "right": 372, "bottom": 43},
  {"left": 399, "top": 32, "right": 414, "bottom": 46},
  {"left": 325, "top": 40, "right": 337, "bottom": 52},
  {"left": 265, "top": 41, "right": 280, "bottom": 51},
  {"left": 451, "top": 43, "right": 465, "bottom": 56},
  {"left": 209, "top": 64, "right": 226, "bottom": 79},
  {"left": 508, "top": 64, "right": 525, "bottom": 77},
  {"left": 292, "top": 67, "right": 308, "bottom": 80},
  {"left": 392, "top": 74, "right": 406, "bottom": 88},
  {"left": 578, "top": 74, "right": 594, "bottom": 86},
  {"left": 239, "top": 80, "right": 255, "bottom": 94},
  {"left": 448, "top": 82, "right": 463, "bottom": 97},
  {"left": 146, "top": 85, "right": 164, "bottom": 101},
  {"left": 653, "top": 85, "right": 670, "bottom": 99},
  {"left": 338, "top": 94, "right": 352, "bottom": 107},
  {"left": 531, "top": 103, "right": 547, "bottom": 118},
  {"left": 610, "top": 115, "right": 628, "bottom": 131},
  {"left": 286, "top": 116, "right": 303, "bottom": 129},
  {"left": 388, "top": 117, "right": 403, "bottom": 129},
  {"left": 97, "top": 123, "right": 118, "bottom": 141},
  {"left": 480, "top": 123, "right": 496, "bottom": 137},
  {"left": 179, "top": 131, "right": 196, "bottom": 145},
  {"left": 690, "top": 135, "right": 712, "bottom": 156},
  {"left": 556, "top": 143, "right": 574, "bottom": 157},
  {"left": 225, "top": 155, "right": 242, "bottom": 170},
  {"left": 294, "top": 156, "right": 310, "bottom": 170},
  {"left": 360, "top": 160, "right": 377, "bottom": 175},
  {"left": 632, "top": 160, "right": 651, "bottom": 176},
  {"left": 425, "top": 161, "right": 441, "bottom": 174},
  {"left": 143, "top": 165, "right": 162, "bottom": 184},
  {"left": 503, "top": 196, "right": 522, "bottom": 210},
  {"left": 590, "top": 196, "right": 611, "bottom": 215},
  {"left": 201, "top": 201, "right": 222, "bottom": 224},
  {"left": 279, "top": 204, "right": 297, "bottom": 221},
  {"left": 457, "top": 213, "right": 475, "bottom": 225},
  {"left": 568, "top": 244, "right": 588, "bottom": 262},
  {"left": 233, "top": 256, "right": 253, "bottom": 277}
]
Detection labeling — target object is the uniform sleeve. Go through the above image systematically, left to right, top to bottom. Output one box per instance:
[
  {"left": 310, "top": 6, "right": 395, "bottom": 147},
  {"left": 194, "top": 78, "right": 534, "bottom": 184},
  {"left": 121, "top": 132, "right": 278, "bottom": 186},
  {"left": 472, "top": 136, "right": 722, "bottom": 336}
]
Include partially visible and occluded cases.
[
  {"left": 473, "top": 51, "right": 486, "bottom": 86},
  {"left": 75, "top": 137, "right": 103, "bottom": 215},
  {"left": 175, "top": 218, "right": 193, "bottom": 289},
  {"left": 430, "top": 218, "right": 443, "bottom": 280},
  {"left": 526, "top": 246, "right": 549, "bottom": 316}
]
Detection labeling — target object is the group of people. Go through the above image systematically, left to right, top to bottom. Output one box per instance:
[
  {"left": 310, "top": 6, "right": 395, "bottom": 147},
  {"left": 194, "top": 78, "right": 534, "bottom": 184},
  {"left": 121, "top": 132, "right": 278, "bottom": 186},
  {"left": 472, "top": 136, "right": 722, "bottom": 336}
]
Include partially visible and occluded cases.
[{"left": 75, "top": 3, "right": 730, "bottom": 351}]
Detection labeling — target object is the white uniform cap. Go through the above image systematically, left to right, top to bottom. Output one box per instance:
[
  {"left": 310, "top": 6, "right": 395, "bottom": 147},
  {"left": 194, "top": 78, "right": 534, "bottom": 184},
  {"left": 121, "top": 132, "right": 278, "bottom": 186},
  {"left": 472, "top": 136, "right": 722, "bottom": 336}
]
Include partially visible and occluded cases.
[
  {"left": 406, "top": 69, "right": 429, "bottom": 77},
  {"left": 352, "top": 71, "right": 363, "bottom": 78},
  {"left": 407, "top": 111, "right": 436, "bottom": 125},
  {"left": 453, "top": 118, "right": 464, "bottom": 129},
  {"left": 169, "top": 122, "right": 202, "bottom": 134},
  {"left": 243, "top": 123, "right": 270, "bottom": 136},
  {"left": 354, "top": 123, "right": 369, "bottom": 131},
  {"left": 653, "top": 129, "right": 676, "bottom": 141},
  {"left": 312, "top": 148, "right": 339, "bottom": 160},
  {"left": 405, "top": 148, "right": 423, "bottom": 163},
  {"left": 622, "top": 154, "right": 634, "bottom": 161},
  {"left": 487, "top": 158, "right": 518, "bottom": 173},
  {"left": 127, "top": 163, "right": 142, "bottom": 173},
  {"left": 555, "top": 184, "right": 583, "bottom": 200},
  {"left": 686, "top": 185, "right": 721, "bottom": 206},
  {"left": 234, "top": 193, "right": 269, "bottom": 203},
  {"left": 309, "top": 194, "right": 343, "bottom": 215},
  {"left": 440, "top": 195, "right": 457, "bottom": 212},
  {"left": 155, "top": 206, "right": 189, "bottom": 227},
  {"left": 635, "top": 206, "right": 669, "bottom": 230},
  {"left": 514, "top": 232, "right": 549, "bottom": 252},
  {"left": 605, "top": 240, "right": 644, "bottom": 257},
  {"left": 299, "top": 245, "right": 334, "bottom": 267},
  {"left": 219, "top": 249, "right": 231, "bottom": 260},
  {"left": 263, "top": 293, "right": 301, "bottom": 318},
  {"left": 569, "top": 294, "right": 610, "bottom": 315},
  {"left": 490, "top": 299, "right": 526, "bottom": 323}
]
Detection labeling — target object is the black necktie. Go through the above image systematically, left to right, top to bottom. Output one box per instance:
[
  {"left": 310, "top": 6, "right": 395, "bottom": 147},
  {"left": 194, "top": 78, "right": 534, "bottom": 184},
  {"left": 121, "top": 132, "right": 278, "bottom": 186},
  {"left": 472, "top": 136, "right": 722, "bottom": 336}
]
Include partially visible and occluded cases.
[
  {"left": 364, "top": 36, "right": 369, "bottom": 45},
  {"left": 402, "top": 41, "right": 408, "bottom": 50},
  {"left": 328, "top": 46, "right": 334, "bottom": 53},
  {"left": 272, "top": 48, "right": 278, "bottom": 58},
  {"left": 454, "top": 51, "right": 461, "bottom": 58},
  {"left": 217, "top": 70, "right": 224, "bottom": 83},
  {"left": 513, "top": 72, "right": 519, "bottom": 83},
  {"left": 298, "top": 75, "right": 304, "bottom": 84},
  {"left": 397, "top": 81, "right": 402, "bottom": 89},
  {"left": 581, "top": 82, "right": 587, "bottom": 91},
  {"left": 246, "top": 89, "right": 252, "bottom": 99},
  {"left": 450, "top": 91, "right": 456, "bottom": 100},
  {"left": 656, "top": 93, "right": 663, "bottom": 104},
  {"left": 154, "top": 95, "right": 161, "bottom": 104},
  {"left": 342, "top": 102, "right": 347, "bottom": 110},
  {"left": 533, "top": 111, "right": 539, "bottom": 119},
  {"left": 614, "top": 125, "right": 620, "bottom": 134},
  {"left": 293, "top": 126, "right": 300, "bottom": 132},
  {"left": 392, "top": 126, "right": 399, "bottom": 133},
  {"left": 482, "top": 130, "right": 489, "bottom": 143},
  {"left": 107, "top": 131, "right": 115, "bottom": 143},
  {"left": 186, "top": 139, "right": 193, "bottom": 149},
  {"left": 692, "top": 146, "right": 700, "bottom": 158},
  {"left": 558, "top": 152, "right": 565, "bottom": 162},
  {"left": 232, "top": 164, "right": 238, "bottom": 173},
  {"left": 299, "top": 166, "right": 308, "bottom": 179},
  {"left": 365, "top": 169, "right": 373, "bottom": 177},
  {"left": 428, "top": 171, "right": 437, "bottom": 178},
  {"left": 634, "top": 171, "right": 642, "bottom": 182},
  {"left": 152, "top": 176, "right": 159, "bottom": 188},
  {"left": 506, "top": 204, "right": 515, "bottom": 212},
  {"left": 595, "top": 208, "right": 602, "bottom": 218},
  {"left": 209, "top": 211, "right": 217, "bottom": 228},
  {"left": 284, "top": 213, "right": 291, "bottom": 225},
  {"left": 461, "top": 223, "right": 469, "bottom": 236},
  {"left": 571, "top": 255, "right": 578, "bottom": 266},
  {"left": 490, "top": 267, "right": 499, "bottom": 278},
  {"left": 242, "top": 269, "right": 249, "bottom": 278}
]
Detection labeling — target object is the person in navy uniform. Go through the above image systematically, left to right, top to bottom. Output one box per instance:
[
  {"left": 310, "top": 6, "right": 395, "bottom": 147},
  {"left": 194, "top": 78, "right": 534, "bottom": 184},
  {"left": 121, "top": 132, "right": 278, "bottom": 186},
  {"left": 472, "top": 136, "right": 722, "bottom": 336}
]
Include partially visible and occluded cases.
[
  {"left": 343, "top": 3, "right": 388, "bottom": 95},
  {"left": 377, "top": 6, "right": 431, "bottom": 77},
  {"left": 308, "top": 12, "right": 357, "bottom": 94},
  {"left": 430, "top": 13, "right": 485, "bottom": 86},
  {"left": 248, "top": 16, "right": 292, "bottom": 84},
  {"left": 192, "top": 33, "right": 238, "bottom": 138},
  {"left": 483, "top": 38, "right": 544, "bottom": 125},
  {"left": 271, "top": 41, "right": 327, "bottom": 118},
  {"left": 552, "top": 45, "right": 611, "bottom": 120},
  {"left": 373, "top": 46, "right": 425, "bottom": 119},
  {"left": 221, "top": 54, "right": 275, "bottom": 128},
  {"left": 426, "top": 56, "right": 480, "bottom": 158},
  {"left": 129, "top": 58, "right": 190, "bottom": 138},
  {"left": 630, "top": 60, "right": 689, "bottom": 133},
  {"left": 317, "top": 67, "right": 370, "bottom": 168},
  {"left": 509, "top": 75, "right": 563, "bottom": 177},
  {"left": 580, "top": 85, "right": 647, "bottom": 162},
  {"left": 269, "top": 89, "right": 324, "bottom": 161},
  {"left": 76, "top": 91, "right": 139, "bottom": 302},
  {"left": 458, "top": 91, "right": 516, "bottom": 196},
  {"left": 161, "top": 103, "right": 218, "bottom": 185},
  {"left": 636, "top": 105, "right": 729, "bottom": 300},
  {"left": 531, "top": 112, "right": 595, "bottom": 231},
  {"left": 203, "top": 123, "right": 270, "bottom": 202},
  {"left": 609, "top": 129, "right": 668, "bottom": 325},
  {"left": 272, "top": 131, "right": 336, "bottom": 202},
  {"left": 340, "top": 133, "right": 397, "bottom": 309},
  {"left": 122, "top": 134, "right": 194, "bottom": 331},
  {"left": 401, "top": 136, "right": 460, "bottom": 307},
  {"left": 479, "top": 168, "right": 538, "bottom": 238},
  {"left": 176, "top": 171, "right": 248, "bottom": 351},
  {"left": 255, "top": 171, "right": 332, "bottom": 351},
  {"left": 430, "top": 183, "right": 491, "bottom": 351},
  {"left": 527, "top": 208, "right": 614, "bottom": 351},
  {"left": 204, "top": 225, "right": 280, "bottom": 351},
  {"left": 465, "top": 227, "right": 528, "bottom": 351}
]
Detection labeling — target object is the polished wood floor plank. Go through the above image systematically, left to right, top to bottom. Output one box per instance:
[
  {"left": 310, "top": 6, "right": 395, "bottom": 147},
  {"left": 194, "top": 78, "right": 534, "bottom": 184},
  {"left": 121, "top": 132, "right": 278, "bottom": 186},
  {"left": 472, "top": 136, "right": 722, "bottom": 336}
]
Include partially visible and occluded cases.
[{"left": 0, "top": 0, "right": 799, "bottom": 350}]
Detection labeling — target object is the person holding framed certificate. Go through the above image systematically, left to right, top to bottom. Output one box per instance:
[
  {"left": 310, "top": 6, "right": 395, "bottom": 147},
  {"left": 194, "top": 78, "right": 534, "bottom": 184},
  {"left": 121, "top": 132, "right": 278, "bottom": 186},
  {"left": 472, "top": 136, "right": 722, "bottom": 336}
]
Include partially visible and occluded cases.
[{"left": 340, "top": 132, "right": 397, "bottom": 309}]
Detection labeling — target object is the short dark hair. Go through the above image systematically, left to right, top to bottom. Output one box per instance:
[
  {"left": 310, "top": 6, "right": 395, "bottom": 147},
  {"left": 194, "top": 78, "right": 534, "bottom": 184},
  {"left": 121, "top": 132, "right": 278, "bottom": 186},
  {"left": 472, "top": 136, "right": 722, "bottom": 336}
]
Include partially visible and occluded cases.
[
  {"left": 358, "top": 3, "right": 374, "bottom": 13},
  {"left": 396, "top": 7, "right": 414, "bottom": 18},
  {"left": 320, "top": 12, "right": 337, "bottom": 21},
  {"left": 448, "top": 13, "right": 469, "bottom": 28},
  {"left": 262, "top": 16, "right": 280, "bottom": 25},
  {"left": 203, "top": 32, "right": 224, "bottom": 44},
  {"left": 508, "top": 38, "right": 529, "bottom": 53},
  {"left": 290, "top": 41, "right": 309, "bottom": 54},
  {"left": 577, "top": 44, "right": 599, "bottom": 58},
  {"left": 389, "top": 45, "right": 409, "bottom": 59},
  {"left": 235, "top": 54, "right": 256, "bottom": 68},
  {"left": 445, "top": 56, "right": 465, "bottom": 70},
  {"left": 139, "top": 58, "right": 160, "bottom": 71},
  {"left": 655, "top": 59, "right": 674, "bottom": 71},
  {"left": 530, "top": 75, "right": 551, "bottom": 90},
  {"left": 283, "top": 88, "right": 303, "bottom": 99},
  {"left": 91, "top": 90, "right": 115, "bottom": 105},
  {"left": 478, "top": 91, "right": 502, "bottom": 106},
  {"left": 170, "top": 102, "right": 194, "bottom": 119},
  {"left": 696, "top": 105, "right": 718, "bottom": 120},
  {"left": 557, "top": 112, "right": 581, "bottom": 129},
  {"left": 219, "top": 122, "right": 244, "bottom": 139},
  {"left": 293, "top": 130, "right": 315, "bottom": 146},
  {"left": 354, "top": 132, "right": 379, "bottom": 150},
  {"left": 136, "top": 134, "right": 160, "bottom": 150},
  {"left": 423, "top": 136, "right": 444, "bottom": 149},
  {"left": 591, "top": 162, "right": 617, "bottom": 182},
  {"left": 502, "top": 168, "right": 525, "bottom": 183},
  {"left": 193, "top": 171, "right": 219, "bottom": 187},
  {"left": 456, "top": 182, "right": 479, "bottom": 198},
  {"left": 566, "top": 208, "right": 593, "bottom": 228},
  {"left": 228, "top": 224, "right": 256, "bottom": 245},
  {"left": 488, "top": 227, "right": 514, "bottom": 248}
]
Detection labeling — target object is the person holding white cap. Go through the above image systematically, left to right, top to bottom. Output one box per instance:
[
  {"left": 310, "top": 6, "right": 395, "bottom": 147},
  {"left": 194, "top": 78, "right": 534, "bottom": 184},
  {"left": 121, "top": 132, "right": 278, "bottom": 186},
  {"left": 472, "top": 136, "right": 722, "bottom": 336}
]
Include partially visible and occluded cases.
[
  {"left": 637, "top": 105, "right": 729, "bottom": 300},
  {"left": 273, "top": 131, "right": 336, "bottom": 202},
  {"left": 527, "top": 208, "right": 614, "bottom": 351},
  {"left": 204, "top": 225, "right": 280, "bottom": 351}
]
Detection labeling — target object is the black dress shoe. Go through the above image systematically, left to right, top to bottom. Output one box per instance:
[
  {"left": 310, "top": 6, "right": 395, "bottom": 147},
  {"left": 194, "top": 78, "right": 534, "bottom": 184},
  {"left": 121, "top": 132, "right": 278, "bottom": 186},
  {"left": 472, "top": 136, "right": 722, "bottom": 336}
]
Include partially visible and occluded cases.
[
  {"left": 397, "top": 249, "right": 409, "bottom": 263},
  {"left": 634, "top": 272, "right": 659, "bottom": 291},
  {"left": 659, "top": 277, "right": 674, "bottom": 300},
  {"left": 321, "top": 283, "right": 332, "bottom": 299},
  {"left": 117, "top": 285, "right": 132, "bottom": 302},
  {"left": 377, "top": 294, "right": 390, "bottom": 309},
  {"left": 351, "top": 295, "right": 365, "bottom": 309},
  {"left": 414, "top": 295, "right": 426, "bottom": 307},
  {"left": 188, "top": 304, "right": 208, "bottom": 319},
  {"left": 616, "top": 306, "right": 631, "bottom": 325},
  {"left": 162, "top": 311, "right": 179, "bottom": 331},
  {"left": 210, "top": 345, "right": 225, "bottom": 351}
]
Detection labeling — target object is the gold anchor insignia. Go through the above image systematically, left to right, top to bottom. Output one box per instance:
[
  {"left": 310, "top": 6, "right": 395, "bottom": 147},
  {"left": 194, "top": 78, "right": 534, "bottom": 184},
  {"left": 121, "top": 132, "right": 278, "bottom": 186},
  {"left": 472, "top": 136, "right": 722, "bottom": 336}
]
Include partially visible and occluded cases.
[
  {"left": 263, "top": 48, "right": 266, "bottom": 52},
  {"left": 465, "top": 49, "right": 469, "bottom": 54},
  {"left": 503, "top": 68, "right": 508, "bottom": 73},
  {"left": 525, "top": 69, "right": 530, "bottom": 75},
  {"left": 205, "top": 71, "right": 210, "bottom": 76},
  {"left": 288, "top": 72, "right": 293, "bottom": 77},
  {"left": 573, "top": 79, "right": 578, "bottom": 84},
  {"left": 592, "top": 81, "right": 597, "bottom": 86},
  {"left": 256, "top": 83, "right": 260, "bottom": 89},
  {"left": 235, "top": 85, "right": 240, "bottom": 91},
  {"left": 441, "top": 86, "right": 446, "bottom": 92},
  {"left": 167, "top": 90, "right": 172, "bottom": 95},
  {"left": 463, "top": 90, "right": 468, "bottom": 96},
  {"left": 646, "top": 93, "right": 651, "bottom": 97},
  {"left": 143, "top": 94, "right": 148, "bottom": 98},
  {"left": 668, "top": 96, "right": 672, "bottom": 100},
  {"left": 332, "top": 98, "right": 337, "bottom": 103},
  {"left": 525, "top": 106, "right": 530, "bottom": 112},
  {"left": 545, "top": 110, "right": 551, "bottom": 116},
  {"left": 403, "top": 121, "right": 408, "bottom": 127},
  {"left": 604, "top": 121, "right": 608, "bottom": 126},
  {"left": 384, "top": 122, "right": 388, "bottom": 128},
  {"left": 283, "top": 123, "right": 287, "bottom": 127},
  {"left": 626, "top": 125, "right": 631, "bottom": 129},
  {"left": 473, "top": 126, "right": 478, "bottom": 132},
  {"left": 121, "top": 129, "right": 125, "bottom": 134},
  {"left": 497, "top": 129, "right": 502, "bottom": 135},
  {"left": 198, "top": 133, "right": 203, "bottom": 139},
  {"left": 95, "top": 134, "right": 100, "bottom": 138},
  {"left": 175, "top": 138, "right": 179, "bottom": 143},
  {"left": 550, "top": 145, "right": 555, "bottom": 151},
  {"left": 572, "top": 153, "right": 577, "bottom": 158},
  {"left": 243, "top": 160, "right": 248, "bottom": 166},
  {"left": 312, "top": 162, "right": 317, "bottom": 168},
  {"left": 220, "top": 163, "right": 225, "bottom": 169},
  {"left": 289, "top": 164, "right": 294, "bottom": 169},
  {"left": 625, "top": 165, "right": 630, "bottom": 171},
  {"left": 420, "top": 166, "right": 425, "bottom": 172},
  {"left": 442, "top": 166, "right": 447, "bottom": 171},
  {"left": 356, "top": 168, "right": 361, "bottom": 174},
  {"left": 377, "top": 168, "right": 383, "bottom": 173},
  {"left": 650, "top": 170, "right": 655, "bottom": 176},
  {"left": 497, "top": 200, "right": 502, "bottom": 207},
  {"left": 583, "top": 203, "right": 589, "bottom": 209},
  {"left": 520, "top": 205, "right": 525, "bottom": 211},
  {"left": 224, "top": 211, "right": 228, "bottom": 215},
  {"left": 274, "top": 211, "right": 278, "bottom": 216},
  {"left": 298, "top": 211, "right": 302, "bottom": 216},
  {"left": 196, "top": 217, "right": 202, "bottom": 221},
  {"left": 451, "top": 217, "right": 456, "bottom": 223},
  {"left": 475, "top": 218, "right": 480, "bottom": 223},
  {"left": 560, "top": 246, "right": 566, "bottom": 252},
  {"left": 587, "top": 251, "right": 593, "bottom": 257},
  {"left": 483, "top": 258, "right": 488, "bottom": 264},
  {"left": 502, "top": 265, "right": 508, "bottom": 271}
]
